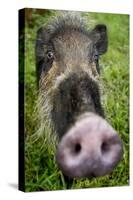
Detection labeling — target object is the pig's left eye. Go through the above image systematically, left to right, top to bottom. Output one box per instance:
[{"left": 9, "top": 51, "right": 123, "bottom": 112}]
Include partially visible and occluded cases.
[{"left": 94, "top": 52, "right": 99, "bottom": 62}]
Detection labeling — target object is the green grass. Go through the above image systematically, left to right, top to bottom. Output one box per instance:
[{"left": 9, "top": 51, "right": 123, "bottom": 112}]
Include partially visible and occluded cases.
[{"left": 24, "top": 9, "right": 129, "bottom": 192}]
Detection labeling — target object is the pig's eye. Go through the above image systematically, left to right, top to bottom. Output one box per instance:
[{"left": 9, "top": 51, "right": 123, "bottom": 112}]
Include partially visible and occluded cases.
[
  {"left": 47, "top": 51, "right": 54, "bottom": 60},
  {"left": 94, "top": 53, "right": 99, "bottom": 62}
]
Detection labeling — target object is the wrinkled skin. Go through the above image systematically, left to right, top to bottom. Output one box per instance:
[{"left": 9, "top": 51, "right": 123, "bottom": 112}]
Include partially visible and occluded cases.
[{"left": 36, "top": 13, "right": 123, "bottom": 179}]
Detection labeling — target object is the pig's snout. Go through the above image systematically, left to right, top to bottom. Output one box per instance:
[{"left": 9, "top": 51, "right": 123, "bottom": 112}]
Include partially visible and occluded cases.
[{"left": 56, "top": 113, "right": 123, "bottom": 178}]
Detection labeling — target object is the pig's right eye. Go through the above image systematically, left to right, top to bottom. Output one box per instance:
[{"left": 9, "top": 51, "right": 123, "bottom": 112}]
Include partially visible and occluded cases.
[{"left": 47, "top": 51, "right": 54, "bottom": 60}]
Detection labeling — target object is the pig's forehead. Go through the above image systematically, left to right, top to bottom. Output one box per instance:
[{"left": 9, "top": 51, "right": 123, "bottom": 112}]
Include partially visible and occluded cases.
[{"left": 52, "top": 31, "right": 93, "bottom": 50}]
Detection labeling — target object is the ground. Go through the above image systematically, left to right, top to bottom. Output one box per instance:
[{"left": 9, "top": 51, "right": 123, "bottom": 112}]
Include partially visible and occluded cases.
[{"left": 22, "top": 9, "right": 129, "bottom": 192}]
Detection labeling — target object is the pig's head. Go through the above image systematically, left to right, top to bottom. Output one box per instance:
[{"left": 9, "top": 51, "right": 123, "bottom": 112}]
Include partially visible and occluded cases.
[{"left": 36, "top": 13, "right": 123, "bottom": 178}]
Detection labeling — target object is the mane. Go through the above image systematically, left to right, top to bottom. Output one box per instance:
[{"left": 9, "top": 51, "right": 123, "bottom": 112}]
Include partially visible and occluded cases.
[{"left": 45, "top": 11, "right": 89, "bottom": 39}]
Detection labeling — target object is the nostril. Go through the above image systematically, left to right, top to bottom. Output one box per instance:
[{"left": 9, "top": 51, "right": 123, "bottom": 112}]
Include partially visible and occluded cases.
[
  {"left": 101, "top": 142, "right": 110, "bottom": 154},
  {"left": 74, "top": 143, "right": 82, "bottom": 154},
  {"left": 89, "top": 172, "right": 96, "bottom": 178}
]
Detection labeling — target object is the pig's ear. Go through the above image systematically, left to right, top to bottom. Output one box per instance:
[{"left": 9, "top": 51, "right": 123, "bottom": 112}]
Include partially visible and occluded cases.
[
  {"left": 91, "top": 24, "right": 108, "bottom": 55},
  {"left": 36, "top": 26, "right": 49, "bottom": 46},
  {"left": 36, "top": 26, "right": 49, "bottom": 85},
  {"left": 36, "top": 26, "right": 50, "bottom": 61}
]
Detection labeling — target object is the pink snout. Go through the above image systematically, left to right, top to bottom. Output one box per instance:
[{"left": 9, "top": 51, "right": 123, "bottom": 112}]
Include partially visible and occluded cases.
[{"left": 56, "top": 113, "right": 123, "bottom": 178}]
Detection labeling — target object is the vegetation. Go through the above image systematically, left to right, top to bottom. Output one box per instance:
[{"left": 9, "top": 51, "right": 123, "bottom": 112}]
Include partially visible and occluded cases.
[{"left": 23, "top": 9, "right": 129, "bottom": 192}]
